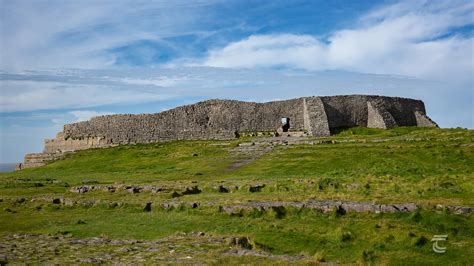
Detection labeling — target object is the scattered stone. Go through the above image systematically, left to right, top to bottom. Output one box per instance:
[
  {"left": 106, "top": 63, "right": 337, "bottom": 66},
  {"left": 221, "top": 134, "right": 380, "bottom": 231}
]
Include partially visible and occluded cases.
[
  {"left": 345, "top": 183, "right": 360, "bottom": 190},
  {"left": 249, "top": 184, "right": 265, "bottom": 193},
  {"left": 70, "top": 185, "right": 164, "bottom": 194},
  {"left": 218, "top": 185, "right": 229, "bottom": 193},
  {"left": 70, "top": 186, "right": 89, "bottom": 194},
  {"left": 103, "top": 186, "right": 116, "bottom": 193},
  {"left": 126, "top": 186, "right": 141, "bottom": 194},
  {"left": 181, "top": 186, "right": 201, "bottom": 195},
  {"left": 171, "top": 191, "right": 182, "bottom": 198},
  {"left": 14, "top": 198, "right": 26, "bottom": 204},
  {"left": 52, "top": 198, "right": 61, "bottom": 204},
  {"left": 217, "top": 200, "right": 420, "bottom": 214},
  {"left": 143, "top": 202, "right": 152, "bottom": 212},
  {"left": 333, "top": 205, "right": 346, "bottom": 216},
  {"left": 436, "top": 205, "right": 474, "bottom": 214},
  {"left": 271, "top": 206, "right": 286, "bottom": 219},
  {"left": 3, "top": 208, "right": 15, "bottom": 213},
  {"left": 228, "top": 237, "right": 253, "bottom": 250},
  {"left": 119, "top": 247, "right": 131, "bottom": 253},
  {"left": 80, "top": 258, "right": 103, "bottom": 264}
]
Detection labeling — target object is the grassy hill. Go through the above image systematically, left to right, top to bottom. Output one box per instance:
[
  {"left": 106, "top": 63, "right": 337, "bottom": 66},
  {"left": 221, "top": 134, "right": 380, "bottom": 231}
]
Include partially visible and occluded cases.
[{"left": 0, "top": 127, "right": 473, "bottom": 264}]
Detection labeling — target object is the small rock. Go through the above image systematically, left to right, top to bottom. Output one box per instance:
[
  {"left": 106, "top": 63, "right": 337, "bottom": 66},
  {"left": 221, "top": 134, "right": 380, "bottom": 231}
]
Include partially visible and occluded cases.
[
  {"left": 249, "top": 184, "right": 265, "bottom": 193},
  {"left": 218, "top": 185, "right": 229, "bottom": 193},
  {"left": 104, "top": 186, "right": 116, "bottom": 193},
  {"left": 127, "top": 186, "right": 141, "bottom": 194},
  {"left": 181, "top": 186, "right": 201, "bottom": 195},
  {"left": 152, "top": 187, "right": 163, "bottom": 193},
  {"left": 171, "top": 191, "right": 182, "bottom": 198},
  {"left": 14, "top": 198, "right": 26, "bottom": 204},
  {"left": 143, "top": 202, "right": 152, "bottom": 212},
  {"left": 334, "top": 205, "right": 346, "bottom": 216},
  {"left": 3, "top": 208, "right": 15, "bottom": 213},
  {"left": 228, "top": 237, "right": 253, "bottom": 250},
  {"left": 119, "top": 247, "right": 131, "bottom": 252},
  {"left": 80, "top": 258, "right": 103, "bottom": 264}
]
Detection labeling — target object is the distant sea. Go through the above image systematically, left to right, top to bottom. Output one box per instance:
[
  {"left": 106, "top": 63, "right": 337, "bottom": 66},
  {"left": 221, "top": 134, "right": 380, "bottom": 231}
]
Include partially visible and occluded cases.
[{"left": 0, "top": 163, "right": 17, "bottom": 172}]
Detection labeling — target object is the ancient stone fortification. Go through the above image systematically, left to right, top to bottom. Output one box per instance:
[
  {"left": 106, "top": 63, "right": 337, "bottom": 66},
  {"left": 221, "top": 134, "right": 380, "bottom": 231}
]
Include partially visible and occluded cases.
[{"left": 17, "top": 95, "right": 437, "bottom": 169}]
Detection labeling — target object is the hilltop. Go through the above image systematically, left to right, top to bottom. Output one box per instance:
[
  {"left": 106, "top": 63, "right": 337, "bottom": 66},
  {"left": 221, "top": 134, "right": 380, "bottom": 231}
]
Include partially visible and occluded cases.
[
  {"left": 16, "top": 95, "right": 437, "bottom": 170},
  {"left": 0, "top": 127, "right": 472, "bottom": 264}
]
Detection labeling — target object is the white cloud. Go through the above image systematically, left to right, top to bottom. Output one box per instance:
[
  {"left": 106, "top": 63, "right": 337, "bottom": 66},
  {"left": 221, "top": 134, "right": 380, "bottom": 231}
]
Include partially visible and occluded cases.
[
  {"left": 0, "top": 1, "right": 217, "bottom": 71},
  {"left": 199, "top": 1, "right": 473, "bottom": 86},
  {"left": 202, "top": 34, "right": 328, "bottom": 70},
  {"left": 119, "top": 77, "right": 183, "bottom": 87},
  {"left": 0, "top": 80, "right": 172, "bottom": 112},
  {"left": 69, "top": 110, "right": 115, "bottom": 122}
]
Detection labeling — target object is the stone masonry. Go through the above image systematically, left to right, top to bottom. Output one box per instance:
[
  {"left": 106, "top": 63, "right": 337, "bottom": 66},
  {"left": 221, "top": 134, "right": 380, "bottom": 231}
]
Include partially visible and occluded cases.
[{"left": 17, "top": 95, "right": 437, "bottom": 169}]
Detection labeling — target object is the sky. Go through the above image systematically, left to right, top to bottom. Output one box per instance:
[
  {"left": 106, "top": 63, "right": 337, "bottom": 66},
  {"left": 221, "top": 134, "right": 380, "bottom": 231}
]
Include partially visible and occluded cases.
[{"left": 0, "top": 0, "right": 473, "bottom": 163}]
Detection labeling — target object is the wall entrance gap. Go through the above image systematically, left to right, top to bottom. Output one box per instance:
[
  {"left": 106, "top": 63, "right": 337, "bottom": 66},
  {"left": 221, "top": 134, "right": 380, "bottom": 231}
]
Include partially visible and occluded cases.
[{"left": 281, "top": 117, "right": 290, "bottom": 132}]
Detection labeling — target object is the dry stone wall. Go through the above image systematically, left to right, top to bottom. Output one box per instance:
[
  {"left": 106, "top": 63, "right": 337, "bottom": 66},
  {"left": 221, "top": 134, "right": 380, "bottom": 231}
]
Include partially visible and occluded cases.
[
  {"left": 18, "top": 95, "right": 438, "bottom": 170},
  {"left": 319, "top": 95, "right": 430, "bottom": 129},
  {"left": 303, "top": 97, "right": 331, "bottom": 136},
  {"left": 62, "top": 98, "right": 306, "bottom": 144},
  {"left": 367, "top": 101, "right": 397, "bottom": 129},
  {"left": 414, "top": 111, "right": 438, "bottom": 127},
  {"left": 44, "top": 132, "right": 112, "bottom": 153}
]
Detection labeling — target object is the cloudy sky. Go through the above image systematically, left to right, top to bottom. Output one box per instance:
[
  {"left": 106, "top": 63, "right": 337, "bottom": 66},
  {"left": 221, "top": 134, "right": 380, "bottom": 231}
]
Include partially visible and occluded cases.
[{"left": 0, "top": 0, "right": 473, "bottom": 163}]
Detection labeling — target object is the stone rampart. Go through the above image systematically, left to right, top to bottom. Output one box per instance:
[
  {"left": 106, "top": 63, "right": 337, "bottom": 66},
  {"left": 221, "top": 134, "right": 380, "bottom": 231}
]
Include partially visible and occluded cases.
[
  {"left": 17, "top": 95, "right": 438, "bottom": 170},
  {"left": 62, "top": 98, "right": 306, "bottom": 143}
]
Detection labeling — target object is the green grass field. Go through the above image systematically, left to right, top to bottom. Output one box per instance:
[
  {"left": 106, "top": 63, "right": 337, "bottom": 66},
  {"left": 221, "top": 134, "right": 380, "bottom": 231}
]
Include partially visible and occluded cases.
[{"left": 0, "top": 127, "right": 473, "bottom": 264}]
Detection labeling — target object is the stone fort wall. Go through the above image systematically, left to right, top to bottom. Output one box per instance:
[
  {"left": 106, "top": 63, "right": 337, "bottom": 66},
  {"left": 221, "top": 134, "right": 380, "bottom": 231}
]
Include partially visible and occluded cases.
[
  {"left": 17, "top": 95, "right": 437, "bottom": 169},
  {"left": 61, "top": 97, "right": 307, "bottom": 145}
]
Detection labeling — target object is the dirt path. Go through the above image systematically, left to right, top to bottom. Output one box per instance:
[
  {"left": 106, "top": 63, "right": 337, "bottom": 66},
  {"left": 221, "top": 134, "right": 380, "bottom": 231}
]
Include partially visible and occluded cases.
[{"left": 226, "top": 142, "right": 274, "bottom": 172}]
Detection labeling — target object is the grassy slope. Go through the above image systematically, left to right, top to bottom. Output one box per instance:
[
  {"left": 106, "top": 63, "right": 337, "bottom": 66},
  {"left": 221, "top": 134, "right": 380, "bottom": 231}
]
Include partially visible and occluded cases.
[{"left": 0, "top": 127, "right": 473, "bottom": 264}]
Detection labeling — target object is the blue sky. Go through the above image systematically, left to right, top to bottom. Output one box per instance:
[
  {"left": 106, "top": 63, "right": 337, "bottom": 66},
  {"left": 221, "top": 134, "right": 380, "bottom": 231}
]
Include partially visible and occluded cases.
[{"left": 0, "top": 0, "right": 473, "bottom": 163}]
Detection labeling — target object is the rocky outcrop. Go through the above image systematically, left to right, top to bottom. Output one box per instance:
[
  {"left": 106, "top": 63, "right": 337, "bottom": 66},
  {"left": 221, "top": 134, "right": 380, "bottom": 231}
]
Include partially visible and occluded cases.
[
  {"left": 17, "top": 95, "right": 437, "bottom": 170},
  {"left": 218, "top": 200, "right": 419, "bottom": 214}
]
